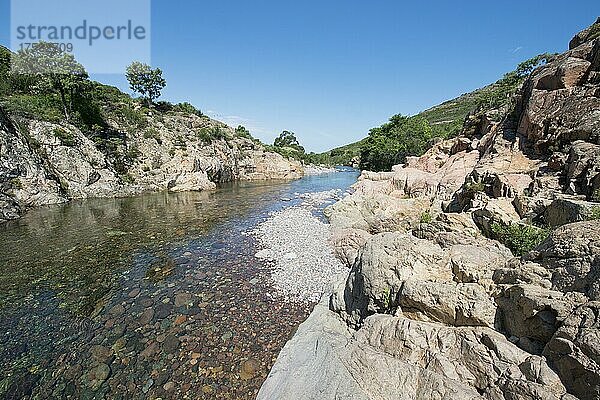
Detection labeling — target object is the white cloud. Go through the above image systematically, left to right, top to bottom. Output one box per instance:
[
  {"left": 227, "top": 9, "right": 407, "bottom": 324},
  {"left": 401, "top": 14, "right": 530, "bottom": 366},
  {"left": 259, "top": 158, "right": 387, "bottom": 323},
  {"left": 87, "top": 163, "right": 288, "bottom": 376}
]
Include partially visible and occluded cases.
[{"left": 511, "top": 46, "right": 523, "bottom": 54}]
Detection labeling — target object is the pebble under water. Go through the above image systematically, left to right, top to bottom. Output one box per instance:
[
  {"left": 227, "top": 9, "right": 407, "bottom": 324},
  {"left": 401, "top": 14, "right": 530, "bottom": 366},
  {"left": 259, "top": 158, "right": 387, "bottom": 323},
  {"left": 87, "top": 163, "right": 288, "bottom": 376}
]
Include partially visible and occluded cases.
[{"left": 0, "top": 169, "right": 359, "bottom": 399}]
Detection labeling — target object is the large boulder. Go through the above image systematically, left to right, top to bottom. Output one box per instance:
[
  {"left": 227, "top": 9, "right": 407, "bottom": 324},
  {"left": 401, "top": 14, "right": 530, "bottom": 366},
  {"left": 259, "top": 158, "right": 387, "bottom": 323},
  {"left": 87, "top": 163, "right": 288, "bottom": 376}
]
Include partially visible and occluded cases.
[
  {"left": 569, "top": 18, "right": 600, "bottom": 50},
  {"left": 565, "top": 141, "right": 600, "bottom": 197},
  {"left": 391, "top": 149, "right": 480, "bottom": 201},
  {"left": 168, "top": 171, "right": 216, "bottom": 192},
  {"left": 324, "top": 193, "right": 431, "bottom": 234},
  {"left": 472, "top": 197, "right": 522, "bottom": 237},
  {"left": 544, "top": 197, "right": 600, "bottom": 226},
  {"left": 525, "top": 221, "right": 600, "bottom": 300},
  {"left": 330, "top": 228, "right": 371, "bottom": 268},
  {"left": 332, "top": 232, "right": 450, "bottom": 324},
  {"left": 448, "top": 243, "right": 512, "bottom": 289},
  {"left": 398, "top": 280, "right": 497, "bottom": 328},
  {"left": 496, "top": 284, "right": 588, "bottom": 354},
  {"left": 256, "top": 300, "right": 366, "bottom": 400},
  {"left": 259, "top": 301, "right": 571, "bottom": 400},
  {"left": 544, "top": 301, "right": 600, "bottom": 400},
  {"left": 357, "top": 314, "right": 569, "bottom": 400}
]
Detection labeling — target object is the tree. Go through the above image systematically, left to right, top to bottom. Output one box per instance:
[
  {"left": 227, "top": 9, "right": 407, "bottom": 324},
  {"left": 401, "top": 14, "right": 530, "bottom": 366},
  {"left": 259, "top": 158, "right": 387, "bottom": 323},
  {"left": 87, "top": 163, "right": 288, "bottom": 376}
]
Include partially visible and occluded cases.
[
  {"left": 12, "top": 42, "right": 88, "bottom": 120},
  {"left": 0, "top": 46, "right": 10, "bottom": 95},
  {"left": 515, "top": 53, "right": 555, "bottom": 78},
  {"left": 125, "top": 61, "right": 166, "bottom": 106},
  {"left": 360, "top": 115, "right": 433, "bottom": 172},
  {"left": 235, "top": 125, "right": 253, "bottom": 139},
  {"left": 274, "top": 131, "right": 305, "bottom": 152}
]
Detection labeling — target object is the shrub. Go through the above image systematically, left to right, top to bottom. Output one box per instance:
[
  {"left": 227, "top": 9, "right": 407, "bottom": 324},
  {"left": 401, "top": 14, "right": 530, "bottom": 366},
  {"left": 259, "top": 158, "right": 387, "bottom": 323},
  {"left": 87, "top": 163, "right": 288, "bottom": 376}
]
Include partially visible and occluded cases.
[
  {"left": 1, "top": 94, "right": 64, "bottom": 122},
  {"left": 173, "top": 102, "right": 203, "bottom": 116},
  {"left": 120, "top": 107, "right": 147, "bottom": 131},
  {"left": 360, "top": 115, "right": 433, "bottom": 172},
  {"left": 235, "top": 125, "right": 253, "bottom": 139},
  {"left": 196, "top": 126, "right": 226, "bottom": 143},
  {"left": 53, "top": 127, "right": 77, "bottom": 146},
  {"left": 143, "top": 127, "right": 161, "bottom": 141},
  {"left": 126, "top": 145, "right": 141, "bottom": 160},
  {"left": 121, "top": 174, "right": 136, "bottom": 184},
  {"left": 10, "top": 178, "right": 23, "bottom": 190},
  {"left": 464, "top": 181, "right": 485, "bottom": 196},
  {"left": 589, "top": 207, "right": 600, "bottom": 221},
  {"left": 420, "top": 211, "right": 433, "bottom": 224},
  {"left": 490, "top": 222, "right": 550, "bottom": 256}
]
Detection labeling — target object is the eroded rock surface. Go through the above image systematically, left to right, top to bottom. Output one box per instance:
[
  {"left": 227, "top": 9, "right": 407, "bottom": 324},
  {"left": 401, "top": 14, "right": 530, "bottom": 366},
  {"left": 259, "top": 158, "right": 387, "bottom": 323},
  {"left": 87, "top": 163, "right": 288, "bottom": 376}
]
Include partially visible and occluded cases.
[
  {"left": 260, "top": 20, "right": 600, "bottom": 400},
  {"left": 0, "top": 107, "right": 303, "bottom": 222}
]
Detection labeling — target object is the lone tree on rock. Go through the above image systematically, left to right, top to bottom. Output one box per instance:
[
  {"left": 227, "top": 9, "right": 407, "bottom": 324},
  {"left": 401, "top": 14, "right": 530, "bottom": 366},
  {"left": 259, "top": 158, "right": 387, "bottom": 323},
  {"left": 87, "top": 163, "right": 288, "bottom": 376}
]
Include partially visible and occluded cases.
[{"left": 126, "top": 61, "right": 166, "bottom": 106}]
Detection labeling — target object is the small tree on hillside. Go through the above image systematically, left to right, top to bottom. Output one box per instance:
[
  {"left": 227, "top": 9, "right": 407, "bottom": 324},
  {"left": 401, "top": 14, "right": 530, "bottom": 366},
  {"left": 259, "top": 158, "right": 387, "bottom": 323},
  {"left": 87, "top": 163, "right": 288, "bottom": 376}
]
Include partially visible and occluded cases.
[
  {"left": 12, "top": 42, "right": 88, "bottom": 120},
  {"left": 515, "top": 53, "right": 556, "bottom": 78},
  {"left": 126, "top": 61, "right": 166, "bottom": 106},
  {"left": 274, "top": 131, "right": 305, "bottom": 152}
]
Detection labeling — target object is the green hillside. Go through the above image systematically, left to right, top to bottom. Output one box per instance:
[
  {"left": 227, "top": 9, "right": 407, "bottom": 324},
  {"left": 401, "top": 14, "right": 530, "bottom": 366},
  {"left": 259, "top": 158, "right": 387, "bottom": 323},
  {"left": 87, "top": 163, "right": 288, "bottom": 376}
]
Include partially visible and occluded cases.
[{"left": 318, "top": 53, "right": 554, "bottom": 170}]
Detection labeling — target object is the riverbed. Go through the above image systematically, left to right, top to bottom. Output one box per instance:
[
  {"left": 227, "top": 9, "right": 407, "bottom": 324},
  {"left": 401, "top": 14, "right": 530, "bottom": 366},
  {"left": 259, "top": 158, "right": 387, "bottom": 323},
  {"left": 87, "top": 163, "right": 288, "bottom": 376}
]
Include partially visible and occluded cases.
[{"left": 0, "top": 169, "right": 359, "bottom": 399}]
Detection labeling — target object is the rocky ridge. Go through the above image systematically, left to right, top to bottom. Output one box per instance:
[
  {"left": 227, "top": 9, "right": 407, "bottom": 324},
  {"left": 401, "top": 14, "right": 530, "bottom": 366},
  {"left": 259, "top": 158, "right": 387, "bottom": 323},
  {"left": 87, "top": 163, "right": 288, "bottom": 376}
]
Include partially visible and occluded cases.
[
  {"left": 258, "top": 20, "right": 600, "bottom": 400},
  {"left": 0, "top": 105, "right": 303, "bottom": 223}
]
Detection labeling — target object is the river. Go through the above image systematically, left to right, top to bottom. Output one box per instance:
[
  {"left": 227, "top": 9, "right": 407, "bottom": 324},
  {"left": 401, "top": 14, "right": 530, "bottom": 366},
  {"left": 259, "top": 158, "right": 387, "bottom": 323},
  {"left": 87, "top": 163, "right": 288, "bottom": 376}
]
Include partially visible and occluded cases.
[{"left": 0, "top": 168, "right": 359, "bottom": 400}]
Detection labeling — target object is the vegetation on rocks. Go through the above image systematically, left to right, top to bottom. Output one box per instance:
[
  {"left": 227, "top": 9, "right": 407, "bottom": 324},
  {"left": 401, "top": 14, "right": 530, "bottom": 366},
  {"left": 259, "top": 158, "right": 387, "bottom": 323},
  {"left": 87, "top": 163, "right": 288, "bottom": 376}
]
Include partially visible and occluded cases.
[{"left": 490, "top": 222, "right": 550, "bottom": 256}]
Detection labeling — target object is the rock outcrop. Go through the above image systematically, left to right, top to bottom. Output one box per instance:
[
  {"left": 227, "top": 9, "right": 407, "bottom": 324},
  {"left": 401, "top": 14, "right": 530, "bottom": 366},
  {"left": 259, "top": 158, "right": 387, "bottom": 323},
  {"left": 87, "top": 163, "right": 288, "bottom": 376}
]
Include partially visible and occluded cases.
[
  {"left": 259, "top": 20, "right": 600, "bottom": 400},
  {"left": 0, "top": 106, "right": 303, "bottom": 222}
]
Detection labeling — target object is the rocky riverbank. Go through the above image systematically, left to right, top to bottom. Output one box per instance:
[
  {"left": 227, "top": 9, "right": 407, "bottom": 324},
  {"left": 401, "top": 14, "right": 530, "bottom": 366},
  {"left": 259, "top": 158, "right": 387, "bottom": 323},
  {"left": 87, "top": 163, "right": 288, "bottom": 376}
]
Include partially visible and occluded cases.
[
  {"left": 258, "top": 20, "right": 600, "bottom": 400},
  {"left": 0, "top": 104, "right": 303, "bottom": 223}
]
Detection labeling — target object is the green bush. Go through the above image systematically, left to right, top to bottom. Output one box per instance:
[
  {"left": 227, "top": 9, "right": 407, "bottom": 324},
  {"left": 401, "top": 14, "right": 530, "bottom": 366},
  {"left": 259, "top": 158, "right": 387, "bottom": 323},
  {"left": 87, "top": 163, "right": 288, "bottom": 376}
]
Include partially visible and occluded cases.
[
  {"left": 1, "top": 94, "right": 64, "bottom": 122},
  {"left": 173, "top": 102, "right": 203, "bottom": 116},
  {"left": 359, "top": 115, "right": 434, "bottom": 172},
  {"left": 235, "top": 125, "right": 253, "bottom": 139},
  {"left": 196, "top": 126, "right": 226, "bottom": 143},
  {"left": 53, "top": 127, "right": 77, "bottom": 146},
  {"left": 143, "top": 127, "right": 161, "bottom": 141},
  {"left": 126, "top": 145, "right": 141, "bottom": 160},
  {"left": 121, "top": 173, "right": 135, "bottom": 184},
  {"left": 10, "top": 178, "right": 23, "bottom": 190},
  {"left": 464, "top": 181, "right": 485, "bottom": 196},
  {"left": 589, "top": 207, "right": 600, "bottom": 221},
  {"left": 420, "top": 211, "right": 433, "bottom": 224},
  {"left": 490, "top": 223, "right": 550, "bottom": 256}
]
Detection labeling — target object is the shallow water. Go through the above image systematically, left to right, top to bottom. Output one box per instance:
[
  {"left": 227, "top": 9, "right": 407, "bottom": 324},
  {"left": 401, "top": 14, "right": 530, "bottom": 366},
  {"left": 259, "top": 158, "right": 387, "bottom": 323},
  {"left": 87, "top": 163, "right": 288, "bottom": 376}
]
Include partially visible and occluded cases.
[{"left": 0, "top": 169, "right": 359, "bottom": 399}]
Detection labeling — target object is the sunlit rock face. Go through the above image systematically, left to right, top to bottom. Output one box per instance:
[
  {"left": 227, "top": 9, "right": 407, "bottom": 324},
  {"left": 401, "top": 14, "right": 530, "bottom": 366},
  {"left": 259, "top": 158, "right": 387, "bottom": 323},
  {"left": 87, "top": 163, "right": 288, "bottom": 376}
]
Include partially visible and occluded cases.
[
  {"left": 259, "top": 19, "right": 600, "bottom": 400},
  {"left": 0, "top": 107, "right": 303, "bottom": 223}
]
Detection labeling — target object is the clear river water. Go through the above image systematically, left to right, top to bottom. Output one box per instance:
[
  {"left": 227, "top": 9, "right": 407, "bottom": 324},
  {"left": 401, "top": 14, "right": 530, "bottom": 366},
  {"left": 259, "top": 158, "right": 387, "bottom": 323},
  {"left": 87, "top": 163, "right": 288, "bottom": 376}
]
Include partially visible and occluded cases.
[{"left": 0, "top": 169, "right": 359, "bottom": 400}]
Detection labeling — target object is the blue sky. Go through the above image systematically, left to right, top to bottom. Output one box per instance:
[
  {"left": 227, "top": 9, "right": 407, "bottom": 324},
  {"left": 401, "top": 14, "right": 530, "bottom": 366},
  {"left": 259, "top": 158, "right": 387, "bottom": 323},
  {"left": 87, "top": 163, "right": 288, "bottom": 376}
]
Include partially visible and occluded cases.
[{"left": 0, "top": 1, "right": 598, "bottom": 152}]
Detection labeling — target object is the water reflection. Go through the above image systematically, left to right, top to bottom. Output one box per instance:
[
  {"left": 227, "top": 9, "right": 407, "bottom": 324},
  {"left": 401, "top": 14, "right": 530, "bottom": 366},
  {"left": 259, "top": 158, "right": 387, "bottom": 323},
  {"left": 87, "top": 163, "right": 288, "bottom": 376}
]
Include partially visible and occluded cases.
[{"left": 0, "top": 170, "right": 359, "bottom": 399}]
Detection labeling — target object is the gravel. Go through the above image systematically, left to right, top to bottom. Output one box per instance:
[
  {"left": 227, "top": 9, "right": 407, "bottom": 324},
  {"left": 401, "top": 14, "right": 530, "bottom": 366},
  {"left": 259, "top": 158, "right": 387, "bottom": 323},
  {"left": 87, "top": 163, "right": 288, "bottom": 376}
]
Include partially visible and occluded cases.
[{"left": 251, "top": 191, "right": 348, "bottom": 303}]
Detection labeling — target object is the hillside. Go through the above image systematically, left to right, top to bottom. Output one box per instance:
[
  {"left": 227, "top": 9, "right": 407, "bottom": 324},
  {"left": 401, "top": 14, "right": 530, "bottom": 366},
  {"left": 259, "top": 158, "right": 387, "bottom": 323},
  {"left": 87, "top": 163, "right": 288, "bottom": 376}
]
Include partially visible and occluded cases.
[
  {"left": 0, "top": 46, "right": 303, "bottom": 222},
  {"left": 319, "top": 55, "right": 550, "bottom": 168}
]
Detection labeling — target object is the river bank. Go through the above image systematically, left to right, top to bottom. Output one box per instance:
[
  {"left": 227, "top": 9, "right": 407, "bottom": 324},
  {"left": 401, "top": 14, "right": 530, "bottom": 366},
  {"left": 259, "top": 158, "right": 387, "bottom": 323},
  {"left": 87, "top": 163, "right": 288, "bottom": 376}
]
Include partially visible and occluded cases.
[{"left": 258, "top": 24, "right": 600, "bottom": 400}]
